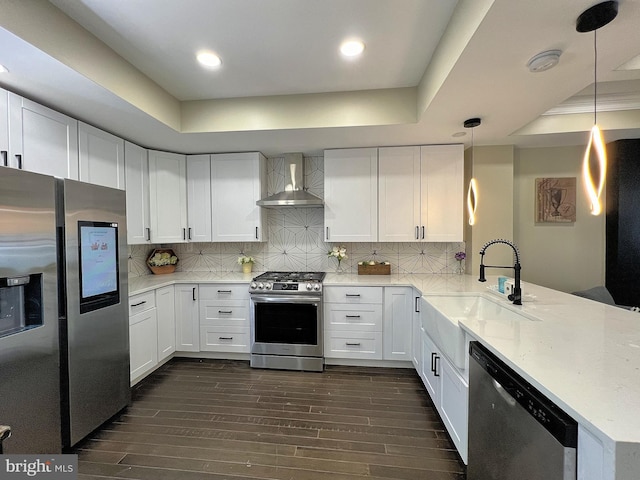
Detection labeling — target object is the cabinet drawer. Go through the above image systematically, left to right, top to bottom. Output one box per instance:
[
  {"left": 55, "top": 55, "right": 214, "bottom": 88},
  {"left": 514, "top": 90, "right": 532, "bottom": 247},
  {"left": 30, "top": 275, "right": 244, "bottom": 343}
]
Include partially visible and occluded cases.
[
  {"left": 199, "top": 284, "right": 249, "bottom": 301},
  {"left": 324, "top": 286, "right": 383, "bottom": 304},
  {"left": 129, "top": 291, "right": 156, "bottom": 316},
  {"left": 200, "top": 301, "right": 249, "bottom": 327},
  {"left": 325, "top": 304, "right": 382, "bottom": 332},
  {"left": 200, "top": 325, "right": 249, "bottom": 353},
  {"left": 324, "top": 331, "right": 382, "bottom": 360}
]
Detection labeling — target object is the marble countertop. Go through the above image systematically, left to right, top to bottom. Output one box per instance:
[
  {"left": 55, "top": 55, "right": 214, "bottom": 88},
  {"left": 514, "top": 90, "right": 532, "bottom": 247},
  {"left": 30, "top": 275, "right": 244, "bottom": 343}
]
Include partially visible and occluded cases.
[{"left": 128, "top": 271, "right": 640, "bottom": 451}]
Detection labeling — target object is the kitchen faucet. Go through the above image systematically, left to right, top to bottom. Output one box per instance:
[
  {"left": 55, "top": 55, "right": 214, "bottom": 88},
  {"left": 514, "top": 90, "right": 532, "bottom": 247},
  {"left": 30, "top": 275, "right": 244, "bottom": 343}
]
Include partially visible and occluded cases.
[{"left": 478, "top": 239, "right": 522, "bottom": 305}]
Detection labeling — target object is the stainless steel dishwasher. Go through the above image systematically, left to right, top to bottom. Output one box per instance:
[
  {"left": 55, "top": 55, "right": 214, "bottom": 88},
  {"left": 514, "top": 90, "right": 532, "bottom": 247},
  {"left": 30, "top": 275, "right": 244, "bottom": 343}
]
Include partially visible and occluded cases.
[{"left": 468, "top": 341, "right": 578, "bottom": 480}]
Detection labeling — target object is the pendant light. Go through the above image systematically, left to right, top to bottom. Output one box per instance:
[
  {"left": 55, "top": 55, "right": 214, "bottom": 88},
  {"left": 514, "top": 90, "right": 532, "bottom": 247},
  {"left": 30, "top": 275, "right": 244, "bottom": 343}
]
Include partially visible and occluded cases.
[
  {"left": 576, "top": 1, "right": 618, "bottom": 216},
  {"left": 464, "top": 117, "right": 481, "bottom": 226}
]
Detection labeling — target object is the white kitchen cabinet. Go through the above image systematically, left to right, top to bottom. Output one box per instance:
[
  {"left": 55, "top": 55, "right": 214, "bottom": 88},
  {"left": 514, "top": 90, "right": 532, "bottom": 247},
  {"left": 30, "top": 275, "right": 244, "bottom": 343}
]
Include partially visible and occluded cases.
[
  {"left": 0, "top": 88, "right": 8, "bottom": 166},
  {"left": 7, "top": 92, "right": 78, "bottom": 179},
  {"left": 78, "top": 122, "right": 125, "bottom": 189},
  {"left": 124, "top": 141, "right": 151, "bottom": 244},
  {"left": 379, "top": 145, "right": 463, "bottom": 242},
  {"left": 324, "top": 148, "right": 378, "bottom": 242},
  {"left": 148, "top": 149, "right": 188, "bottom": 243},
  {"left": 211, "top": 152, "right": 266, "bottom": 242},
  {"left": 186, "top": 154, "right": 212, "bottom": 242},
  {"left": 174, "top": 284, "right": 200, "bottom": 352},
  {"left": 199, "top": 284, "right": 250, "bottom": 353},
  {"left": 156, "top": 285, "right": 176, "bottom": 362},
  {"left": 324, "top": 286, "right": 383, "bottom": 360},
  {"left": 383, "top": 287, "right": 413, "bottom": 361},
  {"left": 412, "top": 290, "right": 421, "bottom": 369},
  {"left": 129, "top": 291, "right": 158, "bottom": 384},
  {"left": 420, "top": 326, "right": 440, "bottom": 400},
  {"left": 578, "top": 425, "right": 606, "bottom": 480}
]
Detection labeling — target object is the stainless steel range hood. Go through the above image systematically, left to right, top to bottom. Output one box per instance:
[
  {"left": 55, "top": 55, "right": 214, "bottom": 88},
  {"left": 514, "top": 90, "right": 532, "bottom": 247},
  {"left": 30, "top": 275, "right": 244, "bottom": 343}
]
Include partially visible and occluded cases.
[{"left": 257, "top": 153, "right": 323, "bottom": 208}]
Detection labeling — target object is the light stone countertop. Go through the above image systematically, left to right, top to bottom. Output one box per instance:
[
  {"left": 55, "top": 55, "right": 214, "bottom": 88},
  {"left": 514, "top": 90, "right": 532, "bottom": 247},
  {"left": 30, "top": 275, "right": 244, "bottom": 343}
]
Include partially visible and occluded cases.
[{"left": 128, "top": 271, "right": 640, "bottom": 473}]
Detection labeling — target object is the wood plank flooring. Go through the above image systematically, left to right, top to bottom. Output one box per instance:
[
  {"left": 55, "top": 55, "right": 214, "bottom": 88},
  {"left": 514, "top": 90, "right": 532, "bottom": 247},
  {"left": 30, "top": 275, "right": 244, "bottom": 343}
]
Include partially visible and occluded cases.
[{"left": 74, "top": 359, "right": 466, "bottom": 480}]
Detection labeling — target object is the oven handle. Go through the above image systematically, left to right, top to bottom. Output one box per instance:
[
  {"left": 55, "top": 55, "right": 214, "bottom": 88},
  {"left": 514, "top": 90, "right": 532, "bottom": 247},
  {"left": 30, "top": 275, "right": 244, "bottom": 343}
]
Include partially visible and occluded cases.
[{"left": 250, "top": 295, "right": 322, "bottom": 304}]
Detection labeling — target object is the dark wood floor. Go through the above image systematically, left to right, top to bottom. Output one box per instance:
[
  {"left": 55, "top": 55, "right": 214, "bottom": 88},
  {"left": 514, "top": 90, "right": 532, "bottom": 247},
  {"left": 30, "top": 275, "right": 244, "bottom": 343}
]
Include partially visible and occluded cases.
[{"left": 74, "top": 359, "right": 466, "bottom": 480}]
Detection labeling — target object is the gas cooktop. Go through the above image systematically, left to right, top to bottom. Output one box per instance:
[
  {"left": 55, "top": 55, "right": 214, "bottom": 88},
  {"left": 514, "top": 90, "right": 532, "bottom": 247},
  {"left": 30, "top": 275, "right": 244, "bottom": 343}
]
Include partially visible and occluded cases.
[{"left": 249, "top": 271, "right": 326, "bottom": 294}]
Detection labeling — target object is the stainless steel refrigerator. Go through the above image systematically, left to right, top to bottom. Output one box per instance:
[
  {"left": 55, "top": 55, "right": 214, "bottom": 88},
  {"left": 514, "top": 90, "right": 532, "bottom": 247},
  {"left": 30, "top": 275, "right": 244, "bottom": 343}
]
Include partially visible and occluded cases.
[{"left": 0, "top": 167, "right": 130, "bottom": 453}]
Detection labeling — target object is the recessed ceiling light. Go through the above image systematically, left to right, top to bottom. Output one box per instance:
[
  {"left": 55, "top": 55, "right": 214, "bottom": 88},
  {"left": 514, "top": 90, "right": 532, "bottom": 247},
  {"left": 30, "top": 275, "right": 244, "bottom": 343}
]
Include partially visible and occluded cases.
[
  {"left": 340, "top": 40, "right": 365, "bottom": 57},
  {"left": 197, "top": 51, "right": 222, "bottom": 68},
  {"left": 0, "top": 64, "right": 8, "bottom": 74}
]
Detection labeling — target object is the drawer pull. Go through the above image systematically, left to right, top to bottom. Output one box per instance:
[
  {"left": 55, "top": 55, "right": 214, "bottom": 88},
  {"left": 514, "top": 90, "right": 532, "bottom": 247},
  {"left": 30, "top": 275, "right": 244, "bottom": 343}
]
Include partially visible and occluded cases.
[
  {"left": 217, "top": 290, "right": 232, "bottom": 294},
  {"left": 345, "top": 294, "right": 361, "bottom": 298},
  {"left": 131, "top": 301, "right": 146, "bottom": 307},
  {"left": 218, "top": 310, "right": 233, "bottom": 314},
  {"left": 345, "top": 315, "right": 361, "bottom": 318},
  {"left": 219, "top": 336, "right": 233, "bottom": 340},
  {"left": 346, "top": 342, "right": 361, "bottom": 346}
]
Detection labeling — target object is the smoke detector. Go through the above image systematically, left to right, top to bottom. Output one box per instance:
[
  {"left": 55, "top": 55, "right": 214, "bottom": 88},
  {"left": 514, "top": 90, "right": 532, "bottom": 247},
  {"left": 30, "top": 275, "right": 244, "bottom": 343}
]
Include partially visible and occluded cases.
[{"left": 527, "top": 50, "right": 562, "bottom": 73}]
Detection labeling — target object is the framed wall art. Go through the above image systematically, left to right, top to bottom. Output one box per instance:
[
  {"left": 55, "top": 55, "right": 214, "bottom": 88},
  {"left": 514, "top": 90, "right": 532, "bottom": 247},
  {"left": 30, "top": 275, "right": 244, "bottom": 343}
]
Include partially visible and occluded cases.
[{"left": 535, "top": 177, "right": 577, "bottom": 223}]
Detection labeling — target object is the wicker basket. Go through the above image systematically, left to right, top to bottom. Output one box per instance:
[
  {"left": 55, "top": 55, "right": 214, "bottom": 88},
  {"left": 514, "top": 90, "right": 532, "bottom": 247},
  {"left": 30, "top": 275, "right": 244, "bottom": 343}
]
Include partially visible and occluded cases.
[
  {"left": 147, "top": 248, "right": 178, "bottom": 275},
  {"left": 357, "top": 263, "right": 391, "bottom": 275}
]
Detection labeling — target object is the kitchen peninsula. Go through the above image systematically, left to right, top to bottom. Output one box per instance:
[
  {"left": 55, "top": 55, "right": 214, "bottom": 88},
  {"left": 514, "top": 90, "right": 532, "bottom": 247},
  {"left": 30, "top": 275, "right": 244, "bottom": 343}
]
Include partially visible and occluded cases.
[{"left": 129, "top": 271, "right": 640, "bottom": 480}]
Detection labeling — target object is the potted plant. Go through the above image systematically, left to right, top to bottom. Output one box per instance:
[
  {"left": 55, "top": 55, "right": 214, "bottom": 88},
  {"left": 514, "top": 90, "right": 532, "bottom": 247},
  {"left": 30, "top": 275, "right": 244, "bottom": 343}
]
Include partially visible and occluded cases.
[
  {"left": 147, "top": 249, "right": 178, "bottom": 275},
  {"left": 238, "top": 255, "right": 255, "bottom": 274}
]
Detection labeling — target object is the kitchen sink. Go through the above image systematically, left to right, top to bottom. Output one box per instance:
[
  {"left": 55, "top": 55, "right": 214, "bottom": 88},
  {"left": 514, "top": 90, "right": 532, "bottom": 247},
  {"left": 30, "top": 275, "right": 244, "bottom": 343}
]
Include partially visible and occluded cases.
[{"left": 422, "top": 294, "right": 538, "bottom": 369}]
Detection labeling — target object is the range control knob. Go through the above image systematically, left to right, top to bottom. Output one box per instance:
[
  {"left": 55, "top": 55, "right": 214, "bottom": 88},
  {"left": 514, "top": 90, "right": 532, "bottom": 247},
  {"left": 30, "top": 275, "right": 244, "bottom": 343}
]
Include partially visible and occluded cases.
[
  {"left": 250, "top": 282, "right": 257, "bottom": 290},
  {"left": 258, "top": 282, "right": 264, "bottom": 289},
  {"left": 264, "top": 283, "right": 272, "bottom": 290},
  {"left": 306, "top": 283, "right": 313, "bottom": 290},
  {"left": 313, "top": 284, "right": 321, "bottom": 291}
]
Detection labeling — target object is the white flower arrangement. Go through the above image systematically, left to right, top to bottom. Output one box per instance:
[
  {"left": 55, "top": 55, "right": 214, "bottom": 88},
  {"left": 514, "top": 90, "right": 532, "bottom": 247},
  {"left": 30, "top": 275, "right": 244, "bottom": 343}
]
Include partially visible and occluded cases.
[
  {"left": 328, "top": 245, "right": 347, "bottom": 261},
  {"left": 148, "top": 251, "right": 178, "bottom": 266},
  {"left": 237, "top": 255, "right": 255, "bottom": 265}
]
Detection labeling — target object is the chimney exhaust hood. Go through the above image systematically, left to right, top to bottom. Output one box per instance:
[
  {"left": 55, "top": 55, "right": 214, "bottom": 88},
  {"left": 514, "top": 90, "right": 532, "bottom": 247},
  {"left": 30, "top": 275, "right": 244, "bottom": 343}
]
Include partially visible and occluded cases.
[{"left": 257, "top": 153, "right": 323, "bottom": 208}]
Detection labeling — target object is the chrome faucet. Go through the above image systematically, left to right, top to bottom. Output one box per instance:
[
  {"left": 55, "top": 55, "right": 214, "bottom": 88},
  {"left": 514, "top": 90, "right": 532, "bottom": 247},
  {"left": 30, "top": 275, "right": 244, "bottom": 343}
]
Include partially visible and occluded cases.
[{"left": 478, "top": 239, "right": 522, "bottom": 305}]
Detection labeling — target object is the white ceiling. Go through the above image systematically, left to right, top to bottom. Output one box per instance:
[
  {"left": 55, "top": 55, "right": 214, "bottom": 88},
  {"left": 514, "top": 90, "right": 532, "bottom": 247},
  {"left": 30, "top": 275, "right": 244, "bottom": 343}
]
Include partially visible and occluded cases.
[{"left": 1, "top": 0, "right": 640, "bottom": 155}]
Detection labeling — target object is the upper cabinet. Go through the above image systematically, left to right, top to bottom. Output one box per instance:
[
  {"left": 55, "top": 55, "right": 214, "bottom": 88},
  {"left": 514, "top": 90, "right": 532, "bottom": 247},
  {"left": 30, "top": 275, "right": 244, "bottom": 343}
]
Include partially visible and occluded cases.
[
  {"left": 0, "top": 88, "right": 8, "bottom": 166},
  {"left": 7, "top": 92, "right": 78, "bottom": 179},
  {"left": 78, "top": 122, "right": 125, "bottom": 189},
  {"left": 125, "top": 141, "right": 151, "bottom": 244},
  {"left": 379, "top": 144, "right": 463, "bottom": 242},
  {"left": 324, "top": 148, "right": 378, "bottom": 242},
  {"left": 148, "top": 150, "right": 188, "bottom": 244},
  {"left": 211, "top": 152, "right": 266, "bottom": 242},
  {"left": 186, "top": 154, "right": 212, "bottom": 243}
]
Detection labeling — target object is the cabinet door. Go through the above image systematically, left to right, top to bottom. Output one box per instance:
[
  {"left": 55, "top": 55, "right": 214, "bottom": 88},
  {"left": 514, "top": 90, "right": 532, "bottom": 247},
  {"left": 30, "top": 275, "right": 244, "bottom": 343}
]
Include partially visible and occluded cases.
[
  {"left": 0, "top": 88, "right": 8, "bottom": 164},
  {"left": 9, "top": 93, "right": 78, "bottom": 179},
  {"left": 78, "top": 122, "right": 125, "bottom": 189},
  {"left": 124, "top": 141, "right": 151, "bottom": 244},
  {"left": 420, "top": 145, "right": 464, "bottom": 242},
  {"left": 378, "top": 146, "right": 421, "bottom": 242},
  {"left": 324, "top": 148, "right": 378, "bottom": 242},
  {"left": 149, "top": 150, "right": 188, "bottom": 243},
  {"left": 211, "top": 152, "right": 265, "bottom": 242},
  {"left": 186, "top": 154, "right": 212, "bottom": 242},
  {"left": 175, "top": 284, "right": 199, "bottom": 352},
  {"left": 156, "top": 285, "right": 176, "bottom": 362},
  {"left": 383, "top": 287, "right": 413, "bottom": 361},
  {"left": 412, "top": 294, "right": 423, "bottom": 369},
  {"left": 129, "top": 308, "right": 158, "bottom": 383},
  {"left": 420, "top": 327, "right": 441, "bottom": 402},
  {"left": 440, "top": 357, "right": 469, "bottom": 464}
]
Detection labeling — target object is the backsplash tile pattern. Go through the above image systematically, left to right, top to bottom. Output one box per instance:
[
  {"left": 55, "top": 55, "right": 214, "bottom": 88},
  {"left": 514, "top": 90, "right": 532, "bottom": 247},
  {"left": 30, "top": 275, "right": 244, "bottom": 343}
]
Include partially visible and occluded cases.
[{"left": 128, "top": 155, "right": 466, "bottom": 276}]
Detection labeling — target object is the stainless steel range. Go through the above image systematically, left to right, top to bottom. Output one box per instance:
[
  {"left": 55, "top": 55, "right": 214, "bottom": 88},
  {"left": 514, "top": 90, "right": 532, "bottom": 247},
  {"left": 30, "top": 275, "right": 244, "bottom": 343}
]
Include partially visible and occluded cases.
[{"left": 249, "top": 271, "right": 325, "bottom": 372}]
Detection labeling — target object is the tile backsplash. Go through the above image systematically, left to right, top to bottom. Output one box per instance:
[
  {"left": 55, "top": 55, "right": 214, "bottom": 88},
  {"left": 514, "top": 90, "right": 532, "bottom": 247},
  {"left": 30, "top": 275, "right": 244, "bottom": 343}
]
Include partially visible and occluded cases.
[{"left": 128, "top": 155, "right": 466, "bottom": 276}]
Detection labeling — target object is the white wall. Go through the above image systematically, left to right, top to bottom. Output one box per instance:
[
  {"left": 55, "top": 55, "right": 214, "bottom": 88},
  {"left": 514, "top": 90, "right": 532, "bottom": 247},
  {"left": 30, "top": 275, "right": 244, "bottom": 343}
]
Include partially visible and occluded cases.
[{"left": 514, "top": 145, "right": 605, "bottom": 293}]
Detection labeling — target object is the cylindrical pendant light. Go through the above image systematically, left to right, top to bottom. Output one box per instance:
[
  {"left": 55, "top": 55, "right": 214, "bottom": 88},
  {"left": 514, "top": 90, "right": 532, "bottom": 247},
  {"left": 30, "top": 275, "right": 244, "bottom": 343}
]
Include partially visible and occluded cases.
[
  {"left": 576, "top": 1, "right": 618, "bottom": 216},
  {"left": 464, "top": 118, "right": 481, "bottom": 226}
]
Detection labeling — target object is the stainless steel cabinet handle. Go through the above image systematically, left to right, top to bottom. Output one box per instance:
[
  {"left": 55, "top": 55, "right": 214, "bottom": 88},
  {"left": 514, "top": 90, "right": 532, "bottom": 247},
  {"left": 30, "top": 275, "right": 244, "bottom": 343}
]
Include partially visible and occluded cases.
[
  {"left": 1, "top": 151, "right": 7, "bottom": 166},
  {"left": 15, "top": 154, "right": 22, "bottom": 169},
  {"left": 255, "top": 226, "right": 258, "bottom": 239},
  {"left": 326, "top": 226, "right": 329, "bottom": 240},
  {"left": 415, "top": 226, "right": 419, "bottom": 240},
  {"left": 422, "top": 226, "right": 425, "bottom": 239},
  {"left": 146, "top": 227, "right": 151, "bottom": 241},
  {"left": 188, "top": 227, "right": 192, "bottom": 240},
  {"left": 183, "top": 228, "right": 186, "bottom": 240},
  {"left": 192, "top": 287, "right": 197, "bottom": 301},
  {"left": 217, "top": 290, "right": 232, "bottom": 294},
  {"left": 345, "top": 294, "right": 361, "bottom": 297},
  {"left": 415, "top": 297, "right": 420, "bottom": 313},
  {"left": 131, "top": 301, "right": 146, "bottom": 307},
  {"left": 218, "top": 310, "right": 233, "bottom": 314},
  {"left": 345, "top": 315, "right": 361, "bottom": 318},
  {"left": 219, "top": 336, "right": 233, "bottom": 340},
  {"left": 346, "top": 342, "right": 361, "bottom": 346},
  {"left": 431, "top": 352, "right": 437, "bottom": 373},
  {"left": 432, "top": 353, "right": 440, "bottom": 377}
]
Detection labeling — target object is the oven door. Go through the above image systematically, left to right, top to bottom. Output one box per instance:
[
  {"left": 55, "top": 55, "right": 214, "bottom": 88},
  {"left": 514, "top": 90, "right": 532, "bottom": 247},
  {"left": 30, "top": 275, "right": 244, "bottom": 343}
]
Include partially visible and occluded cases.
[{"left": 250, "top": 295, "right": 322, "bottom": 357}]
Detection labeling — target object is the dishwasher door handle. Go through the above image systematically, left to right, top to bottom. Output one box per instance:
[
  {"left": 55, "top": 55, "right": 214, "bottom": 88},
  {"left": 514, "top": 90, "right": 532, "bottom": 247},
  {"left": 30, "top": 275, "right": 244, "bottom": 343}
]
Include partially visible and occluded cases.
[{"left": 492, "top": 379, "right": 517, "bottom": 407}]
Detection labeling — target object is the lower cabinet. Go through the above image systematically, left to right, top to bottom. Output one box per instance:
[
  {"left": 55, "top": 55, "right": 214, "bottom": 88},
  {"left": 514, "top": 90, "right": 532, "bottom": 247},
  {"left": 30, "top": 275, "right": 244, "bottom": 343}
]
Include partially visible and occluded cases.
[
  {"left": 175, "top": 284, "right": 200, "bottom": 352},
  {"left": 199, "top": 284, "right": 250, "bottom": 353},
  {"left": 156, "top": 285, "right": 176, "bottom": 362},
  {"left": 383, "top": 287, "right": 413, "bottom": 360},
  {"left": 129, "top": 291, "right": 158, "bottom": 383},
  {"left": 418, "top": 297, "right": 468, "bottom": 464}
]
